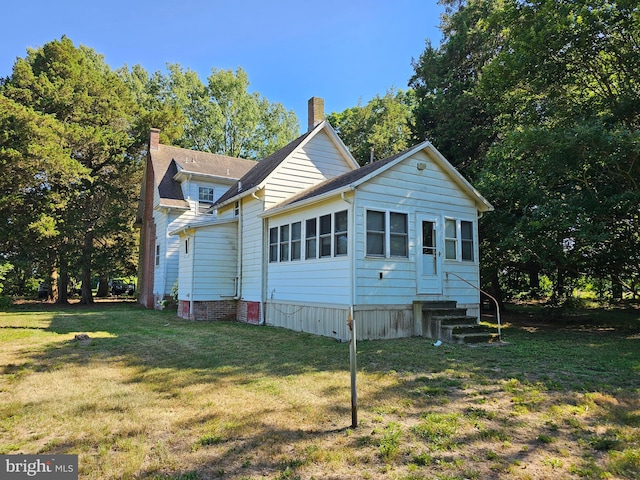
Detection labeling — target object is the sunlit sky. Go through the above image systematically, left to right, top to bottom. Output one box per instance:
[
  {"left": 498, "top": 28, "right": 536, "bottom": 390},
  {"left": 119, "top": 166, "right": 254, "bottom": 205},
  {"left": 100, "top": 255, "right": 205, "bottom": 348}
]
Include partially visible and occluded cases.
[{"left": 2, "top": 0, "right": 444, "bottom": 131}]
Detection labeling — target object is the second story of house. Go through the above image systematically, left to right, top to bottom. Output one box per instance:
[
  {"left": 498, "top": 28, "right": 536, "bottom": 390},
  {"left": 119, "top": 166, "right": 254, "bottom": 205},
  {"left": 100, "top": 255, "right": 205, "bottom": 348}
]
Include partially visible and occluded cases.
[{"left": 137, "top": 128, "right": 257, "bottom": 231}]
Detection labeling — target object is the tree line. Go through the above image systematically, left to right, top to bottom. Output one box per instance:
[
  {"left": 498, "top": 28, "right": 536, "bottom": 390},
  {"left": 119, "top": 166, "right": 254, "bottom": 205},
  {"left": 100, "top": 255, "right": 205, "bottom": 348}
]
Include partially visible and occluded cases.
[
  {"left": 1, "top": 0, "right": 638, "bottom": 306},
  {"left": 0, "top": 36, "right": 299, "bottom": 303}
]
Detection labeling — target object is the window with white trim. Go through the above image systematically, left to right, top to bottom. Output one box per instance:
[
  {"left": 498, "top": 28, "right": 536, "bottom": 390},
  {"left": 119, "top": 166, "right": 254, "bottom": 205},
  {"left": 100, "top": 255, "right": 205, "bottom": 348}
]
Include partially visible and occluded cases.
[
  {"left": 198, "top": 186, "right": 215, "bottom": 215},
  {"left": 270, "top": 210, "right": 348, "bottom": 262},
  {"left": 334, "top": 210, "right": 348, "bottom": 256},
  {"left": 366, "top": 210, "right": 408, "bottom": 258},
  {"left": 319, "top": 214, "right": 332, "bottom": 258},
  {"left": 305, "top": 218, "right": 317, "bottom": 259},
  {"left": 445, "top": 218, "right": 475, "bottom": 261},
  {"left": 445, "top": 218, "right": 457, "bottom": 260},
  {"left": 461, "top": 220, "right": 474, "bottom": 261},
  {"left": 291, "top": 222, "right": 301, "bottom": 260},
  {"left": 279, "top": 224, "right": 290, "bottom": 262},
  {"left": 269, "top": 227, "right": 278, "bottom": 262},
  {"left": 155, "top": 245, "right": 160, "bottom": 266}
]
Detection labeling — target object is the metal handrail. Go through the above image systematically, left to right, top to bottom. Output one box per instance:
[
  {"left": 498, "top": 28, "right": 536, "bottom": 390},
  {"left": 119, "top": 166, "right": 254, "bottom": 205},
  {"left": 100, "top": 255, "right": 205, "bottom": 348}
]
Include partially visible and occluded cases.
[{"left": 445, "top": 272, "right": 502, "bottom": 342}]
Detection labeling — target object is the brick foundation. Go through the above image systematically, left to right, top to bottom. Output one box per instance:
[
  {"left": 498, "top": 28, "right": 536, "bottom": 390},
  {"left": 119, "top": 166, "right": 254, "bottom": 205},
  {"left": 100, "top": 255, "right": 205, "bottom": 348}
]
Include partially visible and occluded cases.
[{"left": 177, "top": 299, "right": 238, "bottom": 321}]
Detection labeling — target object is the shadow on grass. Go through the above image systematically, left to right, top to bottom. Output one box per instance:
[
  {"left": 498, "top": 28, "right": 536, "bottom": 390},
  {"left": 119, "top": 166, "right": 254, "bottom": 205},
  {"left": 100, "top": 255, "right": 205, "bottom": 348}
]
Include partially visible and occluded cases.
[{"left": 4, "top": 301, "right": 640, "bottom": 479}]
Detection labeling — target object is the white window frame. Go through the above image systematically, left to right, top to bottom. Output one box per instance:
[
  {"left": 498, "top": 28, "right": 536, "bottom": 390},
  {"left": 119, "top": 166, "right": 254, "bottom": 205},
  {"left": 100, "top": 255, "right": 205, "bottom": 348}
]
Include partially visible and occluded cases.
[
  {"left": 198, "top": 186, "right": 215, "bottom": 215},
  {"left": 366, "top": 209, "right": 409, "bottom": 258},
  {"left": 269, "top": 210, "right": 349, "bottom": 263},
  {"left": 444, "top": 218, "right": 476, "bottom": 262}
]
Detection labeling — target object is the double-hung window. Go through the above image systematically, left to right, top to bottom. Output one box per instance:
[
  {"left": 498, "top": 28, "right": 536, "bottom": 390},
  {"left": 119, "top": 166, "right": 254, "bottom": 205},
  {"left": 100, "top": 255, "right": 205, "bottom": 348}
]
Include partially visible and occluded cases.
[
  {"left": 198, "top": 186, "right": 215, "bottom": 215},
  {"left": 334, "top": 210, "right": 348, "bottom": 256},
  {"left": 366, "top": 210, "right": 408, "bottom": 257},
  {"left": 270, "top": 211, "right": 348, "bottom": 263},
  {"left": 319, "top": 214, "right": 332, "bottom": 258},
  {"left": 305, "top": 218, "right": 317, "bottom": 259},
  {"left": 445, "top": 218, "right": 475, "bottom": 261},
  {"left": 461, "top": 220, "right": 474, "bottom": 261},
  {"left": 291, "top": 222, "right": 301, "bottom": 260},
  {"left": 279, "top": 225, "right": 290, "bottom": 261},
  {"left": 269, "top": 227, "right": 278, "bottom": 262}
]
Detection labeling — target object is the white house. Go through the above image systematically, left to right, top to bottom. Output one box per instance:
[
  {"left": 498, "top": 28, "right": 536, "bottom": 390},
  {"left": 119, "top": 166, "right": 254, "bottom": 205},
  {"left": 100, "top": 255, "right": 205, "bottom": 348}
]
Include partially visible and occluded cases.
[
  {"left": 168, "top": 98, "right": 494, "bottom": 341},
  {"left": 136, "top": 129, "right": 256, "bottom": 309}
]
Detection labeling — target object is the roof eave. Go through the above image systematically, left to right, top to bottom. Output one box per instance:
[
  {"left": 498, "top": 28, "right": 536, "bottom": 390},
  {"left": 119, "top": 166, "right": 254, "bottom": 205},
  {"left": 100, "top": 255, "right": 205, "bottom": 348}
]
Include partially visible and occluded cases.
[
  {"left": 173, "top": 170, "right": 239, "bottom": 184},
  {"left": 259, "top": 185, "right": 355, "bottom": 218},
  {"left": 168, "top": 216, "right": 238, "bottom": 236}
]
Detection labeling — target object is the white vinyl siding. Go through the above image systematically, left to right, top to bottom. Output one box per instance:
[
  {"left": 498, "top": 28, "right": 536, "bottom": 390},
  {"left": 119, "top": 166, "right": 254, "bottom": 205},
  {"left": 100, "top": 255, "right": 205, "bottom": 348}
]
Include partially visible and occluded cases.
[
  {"left": 263, "top": 131, "right": 356, "bottom": 208},
  {"left": 354, "top": 150, "right": 480, "bottom": 306},
  {"left": 266, "top": 199, "right": 352, "bottom": 306},
  {"left": 177, "top": 220, "right": 238, "bottom": 301}
]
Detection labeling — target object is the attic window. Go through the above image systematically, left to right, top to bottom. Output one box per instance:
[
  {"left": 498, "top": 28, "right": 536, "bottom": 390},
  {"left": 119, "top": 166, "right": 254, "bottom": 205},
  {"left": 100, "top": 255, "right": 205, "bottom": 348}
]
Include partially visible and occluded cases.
[{"left": 198, "top": 187, "right": 215, "bottom": 215}]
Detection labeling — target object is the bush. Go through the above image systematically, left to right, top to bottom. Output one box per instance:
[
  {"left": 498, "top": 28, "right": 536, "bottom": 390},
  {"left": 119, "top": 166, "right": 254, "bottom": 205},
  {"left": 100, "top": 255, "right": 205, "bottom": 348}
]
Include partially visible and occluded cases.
[{"left": 0, "top": 296, "right": 13, "bottom": 310}]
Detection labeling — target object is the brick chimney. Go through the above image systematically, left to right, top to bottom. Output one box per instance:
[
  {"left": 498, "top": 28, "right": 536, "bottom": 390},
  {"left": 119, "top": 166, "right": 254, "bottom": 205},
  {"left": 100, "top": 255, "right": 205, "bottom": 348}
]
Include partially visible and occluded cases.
[
  {"left": 307, "top": 97, "right": 324, "bottom": 131},
  {"left": 149, "top": 128, "right": 160, "bottom": 151}
]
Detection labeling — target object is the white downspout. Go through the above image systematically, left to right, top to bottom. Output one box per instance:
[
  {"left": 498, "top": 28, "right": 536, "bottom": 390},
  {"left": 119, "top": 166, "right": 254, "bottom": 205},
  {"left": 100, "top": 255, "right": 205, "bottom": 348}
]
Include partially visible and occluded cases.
[
  {"left": 253, "top": 190, "right": 266, "bottom": 325},
  {"left": 234, "top": 200, "right": 242, "bottom": 300},
  {"left": 189, "top": 233, "right": 195, "bottom": 319}
]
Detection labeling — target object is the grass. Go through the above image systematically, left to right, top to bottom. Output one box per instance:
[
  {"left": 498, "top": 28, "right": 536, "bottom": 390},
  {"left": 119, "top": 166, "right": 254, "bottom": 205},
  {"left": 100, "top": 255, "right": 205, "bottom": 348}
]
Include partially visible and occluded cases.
[{"left": 0, "top": 300, "right": 638, "bottom": 479}]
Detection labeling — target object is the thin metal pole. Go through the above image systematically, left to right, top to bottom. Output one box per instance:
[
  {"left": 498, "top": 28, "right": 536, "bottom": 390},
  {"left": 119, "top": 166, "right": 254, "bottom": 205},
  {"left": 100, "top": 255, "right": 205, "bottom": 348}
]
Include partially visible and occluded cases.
[{"left": 348, "top": 307, "right": 358, "bottom": 428}]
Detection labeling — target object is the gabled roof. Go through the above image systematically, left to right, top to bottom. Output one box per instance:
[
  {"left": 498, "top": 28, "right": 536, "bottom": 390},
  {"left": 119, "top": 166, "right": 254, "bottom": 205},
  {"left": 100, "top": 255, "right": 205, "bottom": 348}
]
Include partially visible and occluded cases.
[
  {"left": 213, "top": 121, "right": 359, "bottom": 208},
  {"left": 264, "top": 141, "right": 494, "bottom": 215},
  {"left": 150, "top": 144, "right": 256, "bottom": 209}
]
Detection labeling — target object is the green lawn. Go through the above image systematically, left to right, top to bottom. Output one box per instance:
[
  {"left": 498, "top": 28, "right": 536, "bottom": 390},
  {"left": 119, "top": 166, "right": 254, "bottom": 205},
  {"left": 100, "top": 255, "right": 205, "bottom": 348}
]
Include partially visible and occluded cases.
[{"left": 1, "top": 301, "right": 638, "bottom": 479}]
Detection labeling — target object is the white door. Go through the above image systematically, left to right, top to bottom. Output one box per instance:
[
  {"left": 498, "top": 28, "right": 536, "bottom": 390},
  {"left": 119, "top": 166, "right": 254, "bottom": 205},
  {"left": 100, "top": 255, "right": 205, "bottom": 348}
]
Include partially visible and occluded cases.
[{"left": 417, "top": 214, "right": 442, "bottom": 294}]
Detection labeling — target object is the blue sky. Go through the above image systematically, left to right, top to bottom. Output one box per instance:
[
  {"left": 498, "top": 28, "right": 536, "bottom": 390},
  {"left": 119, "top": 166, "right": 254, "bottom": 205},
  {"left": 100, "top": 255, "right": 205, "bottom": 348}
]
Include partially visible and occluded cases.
[{"left": 2, "top": 0, "right": 444, "bottom": 131}]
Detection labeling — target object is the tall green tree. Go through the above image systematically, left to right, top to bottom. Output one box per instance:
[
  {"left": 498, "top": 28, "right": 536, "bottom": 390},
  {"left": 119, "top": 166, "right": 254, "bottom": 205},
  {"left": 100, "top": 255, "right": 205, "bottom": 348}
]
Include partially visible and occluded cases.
[
  {"left": 412, "top": 0, "right": 640, "bottom": 301},
  {"left": 2, "top": 37, "right": 144, "bottom": 304},
  {"left": 138, "top": 64, "right": 299, "bottom": 159},
  {"left": 327, "top": 89, "right": 415, "bottom": 165}
]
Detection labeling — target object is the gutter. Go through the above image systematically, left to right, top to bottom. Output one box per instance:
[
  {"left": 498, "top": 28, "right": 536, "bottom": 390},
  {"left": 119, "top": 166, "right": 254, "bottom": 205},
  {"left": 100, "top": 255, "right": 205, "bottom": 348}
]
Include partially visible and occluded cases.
[{"left": 258, "top": 185, "right": 355, "bottom": 219}]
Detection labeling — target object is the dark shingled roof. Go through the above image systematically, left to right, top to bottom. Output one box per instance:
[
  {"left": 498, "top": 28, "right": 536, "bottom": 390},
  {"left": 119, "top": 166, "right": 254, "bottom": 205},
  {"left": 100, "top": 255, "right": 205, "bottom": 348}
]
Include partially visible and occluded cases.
[
  {"left": 214, "top": 127, "right": 316, "bottom": 206},
  {"left": 150, "top": 144, "right": 256, "bottom": 208}
]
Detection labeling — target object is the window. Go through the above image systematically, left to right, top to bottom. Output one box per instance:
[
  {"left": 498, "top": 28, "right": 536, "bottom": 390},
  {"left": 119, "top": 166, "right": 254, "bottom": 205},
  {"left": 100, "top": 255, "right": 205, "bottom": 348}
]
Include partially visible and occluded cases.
[
  {"left": 198, "top": 186, "right": 215, "bottom": 214},
  {"left": 199, "top": 186, "right": 214, "bottom": 202},
  {"left": 234, "top": 201, "right": 239, "bottom": 216},
  {"left": 334, "top": 210, "right": 348, "bottom": 256},
  {"left": 366, "top": 210, "right": 408, "bottom": 258},
  {"left": 366, "top": 210, "right": 385, "bottom": 256},
  {"left": 271, "top": 211, "right": 349, "bottom": 263},
  {"left": 390, "top": 212, "right": 408, "bottom": 257},
  {"left": 319, "top": 214, "right": 332, "bottom": 258},
  {"left": 305, "top": 218, "right": 317, "bottom": 259},
  {"left": 445, "top": 218, "right": 457, "bottom": 260},
  {"left": 445, "top": 219, "right": 475, "bottom": 261},
  {"left": 461, "top": 220, "right": 474, "bottom": 261},
  {"left": 291, "top": 222, "right": 301, "bottom": 260},
  {"left": 279, "top": 224, "right": 290, "bottom": 262},
  {"left": 269, "top": 227, "right": 278, "bottom": 262},
  {"left": 184, "top": 237, "right": 189, "bottom": 255},
  {"left": 155, "top": 245, "right": 160, "bottom": 266}
]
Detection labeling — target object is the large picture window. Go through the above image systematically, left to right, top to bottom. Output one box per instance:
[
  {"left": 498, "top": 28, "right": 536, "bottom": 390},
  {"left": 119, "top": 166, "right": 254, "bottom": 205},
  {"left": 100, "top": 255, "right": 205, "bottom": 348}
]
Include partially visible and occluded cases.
[{"left": 366, "top": 210, "right": 408, "bottom": 258}]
